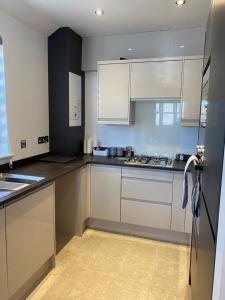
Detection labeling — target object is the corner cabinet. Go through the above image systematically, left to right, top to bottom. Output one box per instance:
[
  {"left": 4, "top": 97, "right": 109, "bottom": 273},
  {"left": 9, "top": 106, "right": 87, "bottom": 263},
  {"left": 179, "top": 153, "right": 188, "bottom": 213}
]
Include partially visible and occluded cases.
[
  {"left": 181, "top": 59, "right": 203, "bottom": 126},
  {"left": 130, "top": 60, "right": 182, "bottom": 99},
  {"left": 98, "top": 63, "right": 134, "bottom": 125}
]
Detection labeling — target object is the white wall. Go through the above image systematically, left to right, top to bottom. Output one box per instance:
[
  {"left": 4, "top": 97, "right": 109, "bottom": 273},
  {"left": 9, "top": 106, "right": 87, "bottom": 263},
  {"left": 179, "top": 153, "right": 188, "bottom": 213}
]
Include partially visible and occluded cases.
[
  {"left": 0, "top": 11, "right": 49, "bottom": 162},
  {"left": 82, "top": 27, "right": 205, "bottom": 71},
  {"left": 85, "top": 72, "right": 198, "bottom": 157}
]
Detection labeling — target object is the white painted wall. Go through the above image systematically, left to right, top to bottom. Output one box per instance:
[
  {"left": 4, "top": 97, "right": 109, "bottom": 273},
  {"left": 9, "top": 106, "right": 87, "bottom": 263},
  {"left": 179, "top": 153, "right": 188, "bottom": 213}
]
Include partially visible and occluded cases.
[
  {"left": 0, "top": 11, "right": 49, "bottom": 162},
  {"left": 82, "top": 27, "right": 206, "bottom": 71},
  {"left": 85, "top": 72, "right": 198, "bottom": 156},
  {"left": 212, "top": 148, "right": 225, "bottom": 300}
]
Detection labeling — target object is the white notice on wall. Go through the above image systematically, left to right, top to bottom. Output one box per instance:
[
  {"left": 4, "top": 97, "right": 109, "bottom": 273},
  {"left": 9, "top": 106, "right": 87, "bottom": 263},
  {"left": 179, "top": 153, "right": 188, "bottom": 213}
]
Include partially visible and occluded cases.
[{"left": 69, "top": 72, "right": 81, "bottom": 127}]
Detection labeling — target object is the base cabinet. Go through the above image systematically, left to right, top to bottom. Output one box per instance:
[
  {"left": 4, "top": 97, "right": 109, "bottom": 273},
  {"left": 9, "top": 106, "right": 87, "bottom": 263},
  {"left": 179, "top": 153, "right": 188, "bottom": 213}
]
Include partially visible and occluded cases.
[
  {"left": 90, "top": 164, "right": 192, "bottom": 240},
  {"left": 91, "top": 165, "right": 121, "bottom": 222},
  {"left": 55, "top": 166, "right": 89, "bottom": 237},
  {"left": 6, "top": 184, "right": 55, "bottom": 299},
  {"left": 0, "top": 209, "right": 8, "bottom": 300}
]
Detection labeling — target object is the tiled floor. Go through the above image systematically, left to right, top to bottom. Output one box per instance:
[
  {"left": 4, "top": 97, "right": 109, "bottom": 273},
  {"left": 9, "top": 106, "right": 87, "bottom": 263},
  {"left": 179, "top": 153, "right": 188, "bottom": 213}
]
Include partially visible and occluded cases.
[{"left": 28, "top": 229, "right": 191, "bottom": 300}]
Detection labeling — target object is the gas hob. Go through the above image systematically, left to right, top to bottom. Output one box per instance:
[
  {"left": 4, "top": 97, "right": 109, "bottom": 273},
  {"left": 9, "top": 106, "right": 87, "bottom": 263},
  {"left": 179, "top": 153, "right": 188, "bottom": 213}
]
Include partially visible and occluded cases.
[{"left": 124, "top": 156, "right": 173, "bottom": 168}]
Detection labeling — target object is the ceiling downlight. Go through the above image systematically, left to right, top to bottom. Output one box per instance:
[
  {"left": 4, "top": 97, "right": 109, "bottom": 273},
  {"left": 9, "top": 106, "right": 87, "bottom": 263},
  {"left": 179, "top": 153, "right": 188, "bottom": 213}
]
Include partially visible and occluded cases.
[
  {"left": 176, "top": 0, "right": 186, "bottom": 6},
  {"left": 95, "top": 9, "right": 104, "bottom": 16}
]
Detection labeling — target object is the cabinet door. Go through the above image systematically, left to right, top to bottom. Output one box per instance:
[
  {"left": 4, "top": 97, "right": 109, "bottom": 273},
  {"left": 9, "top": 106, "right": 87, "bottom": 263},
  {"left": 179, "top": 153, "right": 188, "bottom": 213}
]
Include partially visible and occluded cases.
[
  {"left": 181, "top": 59, "right": 203, "bottom": 126},
  {"left": 131, "top": 60, "right": 182, "bottom": 99},
  {"left": 98, "top": 63, "right": 131, "bottom": 123},
  {"left": 91, "top": 165, "right": 121, "bottom": 222},
  {"left": 6, "top": 185, "right": 55, "bottom": 298},
  {"left": 0, "top": 209, "right": 8, "bottom": 300}
]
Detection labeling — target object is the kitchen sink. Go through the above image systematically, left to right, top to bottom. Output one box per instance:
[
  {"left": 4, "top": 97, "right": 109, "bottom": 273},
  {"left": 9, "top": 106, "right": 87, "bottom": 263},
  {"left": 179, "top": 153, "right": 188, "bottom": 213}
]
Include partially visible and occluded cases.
[
  {"left": 0, "top": 173, "right": 45, "bottom": 194},
  {"left": 0, "top": 173, "right": 44, "bottom": 184},
  {"left": 0, "top": 181, "right": 30, "bottom": 191}
]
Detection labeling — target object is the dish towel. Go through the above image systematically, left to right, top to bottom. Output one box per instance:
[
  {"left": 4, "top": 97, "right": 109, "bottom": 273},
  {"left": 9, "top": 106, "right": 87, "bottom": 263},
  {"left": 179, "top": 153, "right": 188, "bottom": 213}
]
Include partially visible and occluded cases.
[
  {"left": 182, "top": 155, "right": 200, "bottom": 209},
  {"left": 191, "top": 170, "right": 201, "bottom": 217}
]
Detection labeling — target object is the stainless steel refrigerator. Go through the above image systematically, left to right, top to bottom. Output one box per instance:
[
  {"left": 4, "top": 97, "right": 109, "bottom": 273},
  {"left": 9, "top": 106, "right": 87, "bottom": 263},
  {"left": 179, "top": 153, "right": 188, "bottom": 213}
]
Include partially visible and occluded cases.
[{"left": 190, "top": 1, "right": 225, "bottom": 299}]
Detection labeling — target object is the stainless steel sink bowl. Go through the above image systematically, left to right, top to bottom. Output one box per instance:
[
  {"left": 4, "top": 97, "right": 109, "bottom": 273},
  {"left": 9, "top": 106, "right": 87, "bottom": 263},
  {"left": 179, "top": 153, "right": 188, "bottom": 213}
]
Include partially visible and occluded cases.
[
  {"left": 0, "top": 173, "right": 45, "bottom": 195},
  {"left": 0, "top": 173, "right": 44, "bottom": 184},
  {"left": 0, "top": 181, "right": 30, "bottom": 191}
]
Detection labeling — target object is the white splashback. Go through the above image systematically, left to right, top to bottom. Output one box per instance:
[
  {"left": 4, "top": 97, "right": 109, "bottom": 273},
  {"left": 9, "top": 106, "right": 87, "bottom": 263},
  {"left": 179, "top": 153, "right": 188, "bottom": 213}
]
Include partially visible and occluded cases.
[{"left": 85, "top": 72, "right": 198, "bottom": 157}]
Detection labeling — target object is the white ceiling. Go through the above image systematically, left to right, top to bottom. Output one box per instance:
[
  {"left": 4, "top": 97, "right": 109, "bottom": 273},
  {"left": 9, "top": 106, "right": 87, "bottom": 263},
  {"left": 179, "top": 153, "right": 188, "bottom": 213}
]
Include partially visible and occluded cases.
[{"left": 0, "top": 0, "right": 211, "bottom": 37}]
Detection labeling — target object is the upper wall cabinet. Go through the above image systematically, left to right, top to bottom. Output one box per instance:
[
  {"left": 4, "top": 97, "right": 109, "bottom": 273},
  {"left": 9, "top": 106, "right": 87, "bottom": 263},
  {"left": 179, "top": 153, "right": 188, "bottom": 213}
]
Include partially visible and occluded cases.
[
  {"left": 97, "top": 57, "right": 203, "bottom": 126},
  {"left": 181, "top": 59, "right": 203, "bottom": 126},
  {"left": 130, "top": 60, "right": 182, "bottom": 100},
  {"left": 98, "top": 63, "right": 134, "bottom": 125}
]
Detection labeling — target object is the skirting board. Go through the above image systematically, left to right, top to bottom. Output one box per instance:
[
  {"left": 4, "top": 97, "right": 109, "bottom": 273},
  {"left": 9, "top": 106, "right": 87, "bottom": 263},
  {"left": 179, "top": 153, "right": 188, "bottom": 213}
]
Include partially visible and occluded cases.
[{"left": 86, "top": 218, "right": 191, "bottom": 245}]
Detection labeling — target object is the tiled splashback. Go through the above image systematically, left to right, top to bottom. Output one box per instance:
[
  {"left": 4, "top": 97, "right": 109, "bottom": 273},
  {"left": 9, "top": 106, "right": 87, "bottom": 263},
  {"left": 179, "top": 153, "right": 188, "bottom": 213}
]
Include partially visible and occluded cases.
[{"left": 96, "top": 101, "right": 198, "bottom": 157}]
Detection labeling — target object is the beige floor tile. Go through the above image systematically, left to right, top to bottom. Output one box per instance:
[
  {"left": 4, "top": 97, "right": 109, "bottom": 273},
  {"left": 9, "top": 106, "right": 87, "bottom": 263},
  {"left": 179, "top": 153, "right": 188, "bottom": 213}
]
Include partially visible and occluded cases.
[{"left": 28, "top": 229, "right": 191, "bottom": 300}]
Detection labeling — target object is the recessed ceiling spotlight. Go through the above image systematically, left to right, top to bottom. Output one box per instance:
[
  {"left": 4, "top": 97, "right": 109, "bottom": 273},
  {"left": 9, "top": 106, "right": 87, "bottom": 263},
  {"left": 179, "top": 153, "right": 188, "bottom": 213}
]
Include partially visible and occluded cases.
[
  {"left": 176, "top": 0, "right": 186, "bottom": 6},
  {"left": 95, "top": 9, "right": 104, "bottom": 16},
  {"left": 179, "top": 45, "right": 185, "bottom": 48},
  {"left": 128, "top": 48, "right": 133, "bottom": 51}
]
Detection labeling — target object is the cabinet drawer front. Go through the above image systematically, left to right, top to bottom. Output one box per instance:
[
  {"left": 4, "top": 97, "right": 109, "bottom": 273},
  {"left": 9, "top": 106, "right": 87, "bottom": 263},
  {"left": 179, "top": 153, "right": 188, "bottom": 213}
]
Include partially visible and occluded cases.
[
  {"left": 122, "top": 167, "right": 173, "bottom": 182},
  {"left": 122, "top": 178, "right": 172, "bottom": 204},
  {"left": 121, "top": 199, "right": 171, "bottom": 230}
]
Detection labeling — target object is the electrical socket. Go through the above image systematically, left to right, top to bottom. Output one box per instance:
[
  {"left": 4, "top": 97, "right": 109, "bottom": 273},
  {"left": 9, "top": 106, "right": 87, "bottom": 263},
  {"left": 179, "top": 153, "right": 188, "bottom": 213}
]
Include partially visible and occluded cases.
[
  {"left": 38, "top": 136, "right": 49, "bottom": 144},
  {"left": 20, "top": 140, "right": 26, "bottom": 149}
]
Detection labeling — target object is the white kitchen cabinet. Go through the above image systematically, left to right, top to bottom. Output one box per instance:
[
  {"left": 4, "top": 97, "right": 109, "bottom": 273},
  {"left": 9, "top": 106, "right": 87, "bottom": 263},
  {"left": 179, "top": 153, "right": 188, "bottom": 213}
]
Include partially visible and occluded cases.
[
  {"left": 181, "top": 59, "right": 203, "bottom": 126},
  {"left": 131, "top": 60, "right": 182, "bottom": 99},
  {"left": 98, "top": 63, "right": 134, "bottom": 124},
  {"left": 91, "top": 165, "right": 121, "bottom": 222},
  {"left": 121, "top": 167, "right": 173, "bottom": 230},
  {"left": 6, "top": 184, "right": 55, "bottom": 299},
  {"left": 121, "top": 199, "right": 171, "bottom": 230},
  {"left": 0, "top": 208, "right": 8, "bottom": 300}
]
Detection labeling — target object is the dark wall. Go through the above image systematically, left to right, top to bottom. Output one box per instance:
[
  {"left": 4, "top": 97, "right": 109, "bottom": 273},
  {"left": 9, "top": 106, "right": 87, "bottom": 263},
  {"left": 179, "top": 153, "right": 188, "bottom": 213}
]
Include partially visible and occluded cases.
[{"left": 48, "top": 27, "right": 85, "bottom": 156}]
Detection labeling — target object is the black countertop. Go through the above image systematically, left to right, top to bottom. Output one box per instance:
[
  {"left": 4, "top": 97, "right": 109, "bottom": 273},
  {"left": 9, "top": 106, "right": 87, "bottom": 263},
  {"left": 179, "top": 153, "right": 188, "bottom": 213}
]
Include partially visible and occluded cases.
[{"left": 0, "top": 155, "right": 187, "bottom": 207}]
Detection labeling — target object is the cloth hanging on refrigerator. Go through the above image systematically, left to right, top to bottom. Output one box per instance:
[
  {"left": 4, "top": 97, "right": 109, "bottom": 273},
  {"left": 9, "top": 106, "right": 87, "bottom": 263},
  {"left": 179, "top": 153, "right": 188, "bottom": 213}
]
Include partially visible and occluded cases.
[{"left": 182, "top": 155, "right": 200, "bottom": 209}]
